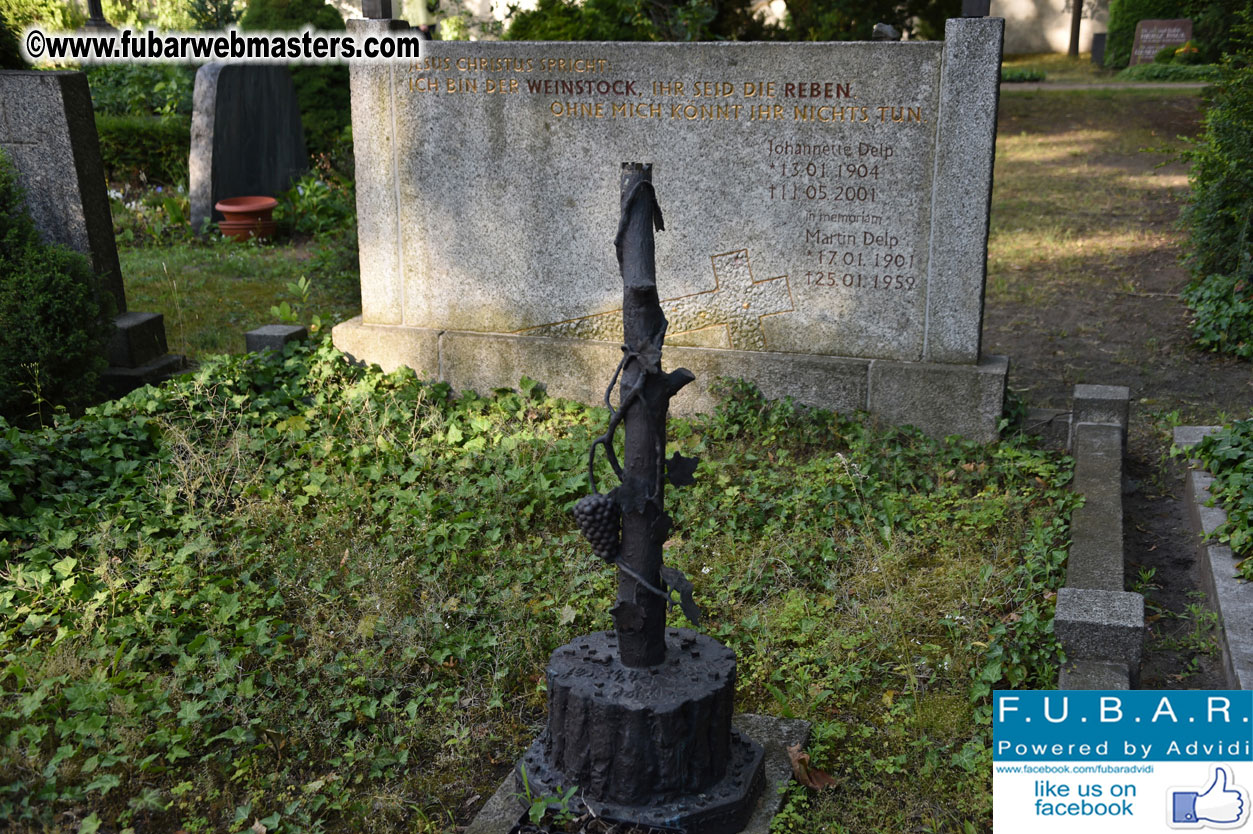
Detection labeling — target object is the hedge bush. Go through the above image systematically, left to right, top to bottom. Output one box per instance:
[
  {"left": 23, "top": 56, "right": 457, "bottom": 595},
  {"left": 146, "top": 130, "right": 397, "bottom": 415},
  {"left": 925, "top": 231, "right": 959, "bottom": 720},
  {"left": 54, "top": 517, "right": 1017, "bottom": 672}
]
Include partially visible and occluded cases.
[
  {"left": 505, "top": 0, "right": 769, "bottom": 41},
  {"left": 1180, "top": 13, "right": 1253, "bottom": 358},
  {"left": 1114, "top": 61, "right": 1220, "bottom": 81},
  {"left": 86, "top": 64, "right": 195, "bottom": 118},
  {"left": 95, "top": 114, "right": 191, "bottom": 187},
  {"left": 0, "top": 150, "right": 109, "bottom": 426}
]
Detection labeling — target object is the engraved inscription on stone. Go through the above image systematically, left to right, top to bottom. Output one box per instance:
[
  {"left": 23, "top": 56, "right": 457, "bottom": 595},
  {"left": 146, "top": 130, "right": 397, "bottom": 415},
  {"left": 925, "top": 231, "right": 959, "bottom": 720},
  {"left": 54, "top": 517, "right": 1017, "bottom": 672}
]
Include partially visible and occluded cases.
[{"left": 388, "top": 42, "right": 944, "bottom": 362}]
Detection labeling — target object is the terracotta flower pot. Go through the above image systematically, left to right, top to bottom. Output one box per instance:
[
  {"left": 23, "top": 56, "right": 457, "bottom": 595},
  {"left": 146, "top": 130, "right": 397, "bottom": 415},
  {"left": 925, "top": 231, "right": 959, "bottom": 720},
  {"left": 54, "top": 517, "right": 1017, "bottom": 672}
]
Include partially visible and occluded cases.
[{"left": 215, "top": 195, "right": 278, "bottom": 241}]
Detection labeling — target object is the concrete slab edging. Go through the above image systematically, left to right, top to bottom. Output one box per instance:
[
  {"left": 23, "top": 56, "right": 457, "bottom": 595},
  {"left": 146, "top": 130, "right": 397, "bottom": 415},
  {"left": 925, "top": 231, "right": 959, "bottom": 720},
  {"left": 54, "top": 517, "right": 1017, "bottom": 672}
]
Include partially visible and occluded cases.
[
  {"left": 1055, "top": 385, "right": 1145, "bottom": 690},
  {"left": 1175, "top": 426, "right": 1253, "bottom": 690}
]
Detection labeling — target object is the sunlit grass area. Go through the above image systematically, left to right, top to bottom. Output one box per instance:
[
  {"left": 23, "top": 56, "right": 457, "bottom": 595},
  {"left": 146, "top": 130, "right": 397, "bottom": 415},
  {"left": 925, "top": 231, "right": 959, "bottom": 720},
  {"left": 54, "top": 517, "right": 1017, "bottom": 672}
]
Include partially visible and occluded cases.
[
  {"left": 1001, "top": 52, "right": 1118, "bottom": 84},
  {"left": 988, "top": 90, "right": 1199, "bottom": 306}
]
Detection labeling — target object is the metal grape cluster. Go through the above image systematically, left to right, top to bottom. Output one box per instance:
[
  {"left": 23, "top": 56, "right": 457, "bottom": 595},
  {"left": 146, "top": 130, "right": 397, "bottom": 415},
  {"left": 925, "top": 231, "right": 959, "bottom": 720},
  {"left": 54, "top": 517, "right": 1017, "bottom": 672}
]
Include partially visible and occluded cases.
[{"left": 573, "top": 492, "right": 621, "bottom": 563}]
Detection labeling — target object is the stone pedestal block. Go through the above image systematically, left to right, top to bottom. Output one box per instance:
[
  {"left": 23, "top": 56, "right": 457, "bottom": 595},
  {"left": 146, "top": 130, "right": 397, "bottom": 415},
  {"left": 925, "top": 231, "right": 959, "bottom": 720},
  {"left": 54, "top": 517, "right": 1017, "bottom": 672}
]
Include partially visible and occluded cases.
[
  {"left": 108, "top": 311, "right": 168, "bottom": 368},
  {"left": 246, "top": 324, "right": 308, "bottom": 353}
]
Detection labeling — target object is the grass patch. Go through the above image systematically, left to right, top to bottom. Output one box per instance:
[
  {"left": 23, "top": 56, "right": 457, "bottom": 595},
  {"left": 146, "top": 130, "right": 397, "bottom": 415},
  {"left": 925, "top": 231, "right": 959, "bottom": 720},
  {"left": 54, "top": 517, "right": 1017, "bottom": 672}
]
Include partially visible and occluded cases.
[
  {"left": 1001, "top": 52, "right": 1117, "bottom": 84},
  {"left": 120, "top": 238, "right": 360, "bottom": 358},
  {"left": 0, "top": 343, "right": 1076, "bottom": 833}
]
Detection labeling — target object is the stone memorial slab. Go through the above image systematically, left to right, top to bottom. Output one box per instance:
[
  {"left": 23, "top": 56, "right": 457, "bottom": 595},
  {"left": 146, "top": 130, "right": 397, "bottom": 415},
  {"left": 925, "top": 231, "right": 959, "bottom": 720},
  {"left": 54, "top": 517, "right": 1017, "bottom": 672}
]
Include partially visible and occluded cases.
[
  {"left": 335, "top": 18, "right": 1007, "bottom": 439},
  {"left": 1130, "top": 18, "right": 1192, "bottom": 66},
  {"left": 190, "top": 63, "right": 306, "bottom": 233}
]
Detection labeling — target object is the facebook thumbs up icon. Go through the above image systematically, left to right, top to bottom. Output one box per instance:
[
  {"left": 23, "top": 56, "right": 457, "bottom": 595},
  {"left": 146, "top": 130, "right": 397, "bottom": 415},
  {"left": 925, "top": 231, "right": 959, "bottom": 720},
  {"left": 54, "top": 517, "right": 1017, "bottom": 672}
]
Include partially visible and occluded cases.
[{"left": 1170, "top": 766, "right": 1250, "bottom": 829}]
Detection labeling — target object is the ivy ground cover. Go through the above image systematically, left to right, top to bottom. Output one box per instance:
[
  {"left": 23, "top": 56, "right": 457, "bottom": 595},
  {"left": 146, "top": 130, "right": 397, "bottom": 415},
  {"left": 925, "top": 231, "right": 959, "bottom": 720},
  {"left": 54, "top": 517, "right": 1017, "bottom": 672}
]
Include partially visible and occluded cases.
[{"left": 0, "top": 343, "right": 1076, "bottom": 833}]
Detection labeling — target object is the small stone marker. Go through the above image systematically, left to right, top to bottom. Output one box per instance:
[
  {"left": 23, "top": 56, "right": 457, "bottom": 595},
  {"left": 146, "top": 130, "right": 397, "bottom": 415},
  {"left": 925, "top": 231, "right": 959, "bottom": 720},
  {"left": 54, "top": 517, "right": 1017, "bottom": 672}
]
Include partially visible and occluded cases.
[
  {"left": 335, "top": 18, "right": 1008, "bottom": 440},
  {"left": 1130, "top": 18, "right": 1192, "bottom": 65},
  {"left": 189, "top": 64, "right": 306, "bottom": 234},
  {"left": 0, "top": 70, "right": 181, "bottom": 391},
  {"left": 245, "top": 324, "right": 308, "bottom": 353}
]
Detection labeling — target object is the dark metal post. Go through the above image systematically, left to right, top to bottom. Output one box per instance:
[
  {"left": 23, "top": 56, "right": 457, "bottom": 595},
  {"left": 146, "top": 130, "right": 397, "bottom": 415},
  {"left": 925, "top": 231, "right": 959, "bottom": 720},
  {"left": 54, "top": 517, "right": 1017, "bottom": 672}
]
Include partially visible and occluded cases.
[
  {"left": 84, "top": 0, "right": 114, "bottom": 29},
  {"left": 612, "top": 163, "right": 693, "bottom": 668}
]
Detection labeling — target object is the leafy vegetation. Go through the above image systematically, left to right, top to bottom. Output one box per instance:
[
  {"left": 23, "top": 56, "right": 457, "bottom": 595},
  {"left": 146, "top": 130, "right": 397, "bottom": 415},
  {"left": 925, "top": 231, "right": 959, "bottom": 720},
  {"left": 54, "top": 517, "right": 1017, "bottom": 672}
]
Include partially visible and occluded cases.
[
  {"left": 503, "top": 0, "right": 958, "bottom": 41},
  {"left": 504, "top": 0, "right": 770, "bottom": 42},
  {"left": 1180, "top": 14, "right": 1253, "bottom": 358},
  {"left": 1115, "top": 62, "right": 1220, "bottom": 81},
  {"left": 1001, "top": 68, "right": 1045, "bottom": 83},
  {"left": 97, "top": 116, "right": 192, "bottom": 188},
  {"left": 0, "top": 150, "right": 110, "bottom": 427},
  {"left": 0, "top": 339, "right": 1075, "bottom": 833},
  {"left": 1189, "top": 421, "right": 1253, "bottom": 579}
]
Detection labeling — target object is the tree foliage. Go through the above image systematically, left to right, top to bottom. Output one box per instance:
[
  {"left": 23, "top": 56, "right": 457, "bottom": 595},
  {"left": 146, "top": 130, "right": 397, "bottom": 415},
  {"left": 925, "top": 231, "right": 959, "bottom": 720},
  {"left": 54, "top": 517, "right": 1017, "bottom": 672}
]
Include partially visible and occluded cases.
[
  {"left": 505, "top": 0, "right": 958, "bottom": 41},
  {"left": 506, "top": 0, "right": 771, "bottom": 41},
  {"left": 1180, "top": 11, "right": 1253, "bottom": 357}
]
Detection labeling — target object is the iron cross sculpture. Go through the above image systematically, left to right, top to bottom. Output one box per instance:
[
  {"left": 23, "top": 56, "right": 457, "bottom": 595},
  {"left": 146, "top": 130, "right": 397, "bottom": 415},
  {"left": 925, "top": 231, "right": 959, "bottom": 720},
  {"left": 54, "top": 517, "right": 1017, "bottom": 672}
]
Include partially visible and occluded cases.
[{"left": 572, "top": 163, "right": 702, "bottom": 668}]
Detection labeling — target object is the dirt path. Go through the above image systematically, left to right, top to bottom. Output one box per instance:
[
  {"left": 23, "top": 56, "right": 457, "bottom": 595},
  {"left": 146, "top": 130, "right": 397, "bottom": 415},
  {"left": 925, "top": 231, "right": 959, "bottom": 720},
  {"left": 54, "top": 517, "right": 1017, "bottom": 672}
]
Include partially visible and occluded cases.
[{"left": 983, "top": 88, "right": 1250, "bottom": 689}]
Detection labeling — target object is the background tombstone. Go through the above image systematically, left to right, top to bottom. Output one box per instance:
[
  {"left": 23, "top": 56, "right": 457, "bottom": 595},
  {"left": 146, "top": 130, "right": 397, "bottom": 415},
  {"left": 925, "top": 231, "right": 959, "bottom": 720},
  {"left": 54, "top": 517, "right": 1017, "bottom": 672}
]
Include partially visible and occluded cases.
[
  {"left": 336, "top": 18, "right": 1007, "bottom": 441},
  {"left": 1130, "top": 18, "right": 1192, "bottom": 65},
  {"left": 189, "top": 63, "right": 306, "bottom": 234},
  {"left": 0, "top": 70, "right": 181, "bottom": 390}
]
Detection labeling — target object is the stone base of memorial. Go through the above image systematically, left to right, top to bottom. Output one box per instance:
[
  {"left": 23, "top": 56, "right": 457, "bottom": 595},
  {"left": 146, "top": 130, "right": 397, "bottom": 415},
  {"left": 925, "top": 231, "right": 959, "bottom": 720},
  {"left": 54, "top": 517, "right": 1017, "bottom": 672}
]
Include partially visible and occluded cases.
[
  {"left": 103, "top": 311, "right": 185, "bottom": 394},
  {"left": 333, "top": 318, "right": 1008, "bottom": 442},
  {"left": 516, "top": 629, "right": 763, "bottom": 834}
]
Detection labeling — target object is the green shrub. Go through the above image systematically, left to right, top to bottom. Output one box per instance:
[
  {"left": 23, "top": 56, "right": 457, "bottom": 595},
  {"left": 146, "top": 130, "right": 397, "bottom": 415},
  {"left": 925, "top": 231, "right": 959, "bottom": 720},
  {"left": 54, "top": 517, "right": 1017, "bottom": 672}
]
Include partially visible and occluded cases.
[
  {"left": 0, "top": 0, "right": 83, "bottom": 30},
  {"left": 240, "top": 0, "right": 348, "bottom": 157},
  {"left": 505, "top": 0, "right": 769, "bottom": 41},
  {"left": 782, "top": 0, "right": 958, "bottom": 42},
  {"left": 1104, "top": 0, "right": 1187, "bottom": 69},
  {"left": 1185, "top": 0, "right": 1249, "bottom": 63},
  {"left": 0, "top": 8, "right": 20, "bottom": 69},
  {"left": 1180, "top": 12, "right": 1253, "bottom": 358},
  {"left": 1114, "top": 61, "right": 1220, "bottom": 80},
  {"left": 86, "top": 64, "right": 195, "bottom": 117},
  {"left": 1001, "top": 67, "right": 1046, "bottom": 82},
  {"left": 95, "top": 114, "right": 191, "bottom": 187},
  {"left": 0, "top": 150, "right": 109, "bottom": 426},
  {"left": 276, "top": 168, "right": 355, "bottom": 238},
  {"left": 1190, "top": 421, "right": 1253, "bottom": 578}
]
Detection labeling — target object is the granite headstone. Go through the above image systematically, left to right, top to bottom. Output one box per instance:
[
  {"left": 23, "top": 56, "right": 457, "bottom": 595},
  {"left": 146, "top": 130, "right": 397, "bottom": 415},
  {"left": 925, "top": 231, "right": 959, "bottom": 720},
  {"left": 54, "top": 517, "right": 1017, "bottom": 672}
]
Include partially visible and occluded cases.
[
  {"left": 1130, "top": 18, "right": 1192, "bottom": 65},
  {"left": 334, "top": 19, "right": 1008, "bottom": 440},
  {"left": 189, "top": 63, "right": 307, "bottom": 233}
]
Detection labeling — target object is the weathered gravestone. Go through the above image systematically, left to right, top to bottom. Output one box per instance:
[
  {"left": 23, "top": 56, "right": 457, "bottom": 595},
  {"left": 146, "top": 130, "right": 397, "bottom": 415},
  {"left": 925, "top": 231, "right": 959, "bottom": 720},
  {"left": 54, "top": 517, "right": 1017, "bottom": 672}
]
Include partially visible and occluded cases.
[
  {"left": 334, "top": 18, "right": 1007, "bottom": 440},
  {"left": 1130, "top": 18, "right": 1192, "bottom": 65},
  {"left": 189, "top": 63, "right": 306, "bottom": 234},
  {"left": 0, "top": 70, "right": 182, "bottom": 389}
]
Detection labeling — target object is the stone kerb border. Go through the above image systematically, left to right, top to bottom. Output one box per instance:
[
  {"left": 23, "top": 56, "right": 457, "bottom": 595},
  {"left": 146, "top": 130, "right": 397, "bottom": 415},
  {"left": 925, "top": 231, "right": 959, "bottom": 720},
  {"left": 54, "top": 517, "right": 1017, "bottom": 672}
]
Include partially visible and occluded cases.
[
  {"left": 1054, "top": 384, "right": 1144, "bottom": 690},
  {"left": 1175, "top": 426, "right": 1253, "bottom": 690}
]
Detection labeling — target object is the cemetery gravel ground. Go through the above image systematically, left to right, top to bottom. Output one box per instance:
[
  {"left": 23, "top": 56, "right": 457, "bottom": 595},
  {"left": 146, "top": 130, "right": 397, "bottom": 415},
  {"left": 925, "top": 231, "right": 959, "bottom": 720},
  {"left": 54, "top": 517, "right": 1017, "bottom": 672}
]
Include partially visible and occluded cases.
[{"left": 984, "top": 87, "right": 1245, "bottom": 688}]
